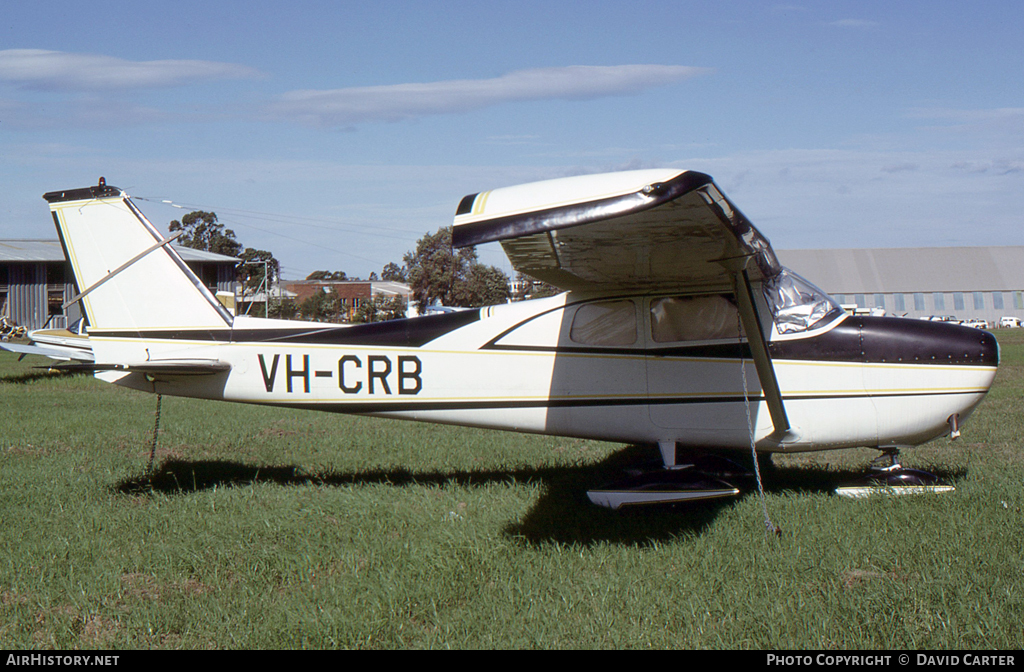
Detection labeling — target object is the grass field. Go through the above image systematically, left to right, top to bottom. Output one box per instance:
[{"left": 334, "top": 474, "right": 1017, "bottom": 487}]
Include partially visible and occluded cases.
[{"left": 1, "top": 331, "right": 1022, "bottom": 649}]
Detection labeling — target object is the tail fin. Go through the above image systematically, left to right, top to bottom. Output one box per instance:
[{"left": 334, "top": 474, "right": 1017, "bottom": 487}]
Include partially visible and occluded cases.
[{"left": 44, "top": 181, "right": 233, "bottom": 334}]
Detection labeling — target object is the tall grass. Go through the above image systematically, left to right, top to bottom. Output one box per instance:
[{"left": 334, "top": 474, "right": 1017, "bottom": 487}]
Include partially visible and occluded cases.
[{"left": 1, "top": 332, "right": 1022, "bottom": 648}]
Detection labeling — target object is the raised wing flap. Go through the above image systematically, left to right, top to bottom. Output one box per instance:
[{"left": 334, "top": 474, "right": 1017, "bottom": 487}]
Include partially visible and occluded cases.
[{"left": 453, "top": 169, "right": 781, "bottom": 293}]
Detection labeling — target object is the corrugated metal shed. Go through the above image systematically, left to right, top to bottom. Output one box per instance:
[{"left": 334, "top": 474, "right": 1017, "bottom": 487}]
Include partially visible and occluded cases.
[
  {"left": 1, "top": 239, "right": 239, "bottom": 330},
  {"left": 0, "top": 240, "right": 239, "bottom": 264},
  {"left": 0, "top": 240, "right": 65, "bottom": 263},
  {"left": 776, "top": 247, "right": 1024, "bottom": 293}
]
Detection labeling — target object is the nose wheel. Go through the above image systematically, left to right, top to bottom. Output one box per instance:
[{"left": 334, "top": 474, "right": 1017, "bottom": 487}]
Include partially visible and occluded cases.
[{"left": 834, "top": 447, "right": 955, "bottom": 498}]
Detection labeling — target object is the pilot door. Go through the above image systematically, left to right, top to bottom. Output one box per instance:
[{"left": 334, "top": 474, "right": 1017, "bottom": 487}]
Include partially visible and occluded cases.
[{"left": 645, "top": 293, "right": 767, "bottom": 434}]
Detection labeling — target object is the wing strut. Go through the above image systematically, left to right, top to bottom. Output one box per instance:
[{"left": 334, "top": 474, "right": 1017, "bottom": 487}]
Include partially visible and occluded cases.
[{"left": 732, "top": 268, "right": 790, "bottom": 436}]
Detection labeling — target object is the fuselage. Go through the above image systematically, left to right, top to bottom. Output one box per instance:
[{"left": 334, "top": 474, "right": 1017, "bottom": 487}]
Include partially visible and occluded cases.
[
  {"left": 44, "top": 177, "right": 1000, "bottom": 460},
  {"left": 92, "top": 288, "right": 998, "bottom": 454}
]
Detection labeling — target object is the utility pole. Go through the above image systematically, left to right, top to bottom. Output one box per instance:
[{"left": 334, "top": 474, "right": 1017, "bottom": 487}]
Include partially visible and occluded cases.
[{"left": 240, "top": 260, "right": 270, "bottom": 318}]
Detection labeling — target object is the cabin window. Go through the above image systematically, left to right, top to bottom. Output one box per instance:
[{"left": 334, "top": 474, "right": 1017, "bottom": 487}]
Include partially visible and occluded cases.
[
  {"left": 763, "top": 269, "right": 843, "bottom": 335},
  {"left": 650, "top": 295, "right": 742, "bottom": 343},
  {"left": 569, "top": 300, "right": 636, "bottom": 346}
]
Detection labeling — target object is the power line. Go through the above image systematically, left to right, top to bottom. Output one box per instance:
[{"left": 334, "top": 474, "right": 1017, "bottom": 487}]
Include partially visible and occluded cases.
[
  {"left": 135, "top": 195, "right": 417, "bottom": 270},
  {"left": 136, "top": 195, "right": 431, "bottom": 240}
]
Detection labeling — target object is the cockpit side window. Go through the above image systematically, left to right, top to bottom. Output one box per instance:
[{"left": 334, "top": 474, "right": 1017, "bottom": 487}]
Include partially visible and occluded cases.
[
  {"left": 763, "top": 269, "right": 844, "bottom": 335},
  {"left": 650, "top": 294, "right": 743, "bottom": 343},
  {"left": 569, "top": 300, "right": 637, "bottom": 346}
]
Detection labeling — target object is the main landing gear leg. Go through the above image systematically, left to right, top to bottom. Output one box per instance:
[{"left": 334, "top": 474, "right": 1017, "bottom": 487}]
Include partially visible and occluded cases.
[
  {"left": 586, "top": 442, "right": 744, "bottom": 510},
  {"left": 834, "top": 446, "right": 955, "bottom": 499}
]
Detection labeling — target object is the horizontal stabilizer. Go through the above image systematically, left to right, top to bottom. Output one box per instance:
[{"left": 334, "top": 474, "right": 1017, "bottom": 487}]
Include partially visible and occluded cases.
[
  {"left": 0, "top": 342, "right": 94, "bottom": 362},
  {"left": 46, "top": 359, "right": 231, "bottom": 376}
]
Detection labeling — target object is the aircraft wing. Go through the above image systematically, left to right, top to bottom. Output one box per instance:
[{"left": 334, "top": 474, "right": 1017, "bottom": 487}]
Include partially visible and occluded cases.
[
  {"left": 454, "top": 168, "right": 792, "bottom": 436},
  {"left": 452, "top": 169, "right": 782, "bottom": 293},
  {"left": 0, "top": 342, "right": 94, "bottom": 362}
]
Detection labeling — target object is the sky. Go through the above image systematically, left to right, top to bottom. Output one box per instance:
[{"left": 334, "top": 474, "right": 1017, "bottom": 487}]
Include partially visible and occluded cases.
[{"left": 2, "top": 1, "right": 1022, "bottom": 281}]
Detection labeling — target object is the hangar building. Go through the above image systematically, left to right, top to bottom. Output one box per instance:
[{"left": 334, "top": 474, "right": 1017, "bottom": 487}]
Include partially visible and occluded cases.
[
  {"left": 0, "top": 240, "right": 238, "bottom": 331},
  {"left": 778, "top": 247, "right": 1024, "bottom": 324}
]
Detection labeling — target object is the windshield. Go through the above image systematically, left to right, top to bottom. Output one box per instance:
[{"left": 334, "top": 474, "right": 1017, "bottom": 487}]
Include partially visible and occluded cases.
[
  {"left": 763, "top": 269, "right": 844, "bottom": 335},
  {"left": 68, "top": 317, "right": 89, "bottom": 335}
]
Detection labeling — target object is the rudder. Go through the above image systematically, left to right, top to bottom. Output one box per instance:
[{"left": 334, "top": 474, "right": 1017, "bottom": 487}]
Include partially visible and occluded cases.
[{"left": 44, "top": 180, "right": 233, "bottom": 334}]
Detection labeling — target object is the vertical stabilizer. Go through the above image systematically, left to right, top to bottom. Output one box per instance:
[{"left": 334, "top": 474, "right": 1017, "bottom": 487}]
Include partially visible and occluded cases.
[{"left": 44, "top": 182, "right": 234, "bottom": 334}]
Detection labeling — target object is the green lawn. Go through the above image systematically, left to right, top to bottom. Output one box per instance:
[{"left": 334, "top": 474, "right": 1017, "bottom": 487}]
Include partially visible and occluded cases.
[{"left": 1, "top": 331, "right": 1022, "bottom": 648}]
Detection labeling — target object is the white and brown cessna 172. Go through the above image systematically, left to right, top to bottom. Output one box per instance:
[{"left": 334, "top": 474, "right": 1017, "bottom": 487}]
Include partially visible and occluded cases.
[{"left": 42, "top": 170, "right": 999, "bottom": 507}]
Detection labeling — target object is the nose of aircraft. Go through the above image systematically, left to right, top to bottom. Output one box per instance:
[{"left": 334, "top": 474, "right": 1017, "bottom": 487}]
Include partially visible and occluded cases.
[
  {"left": 771, "top": 314, "right": 1000, "bottom": 446},
  {"left": 771, "top": 314, "right": 999, "bottom": 369},
  {"left": 819, "top": 316, "right": 1001, "bottom": 452},
  {"left": 859, "top": 316, "right": 999, "bottom": 367},
  {"left": 860, "top": 316, "right": 999, "bottom": 441}
]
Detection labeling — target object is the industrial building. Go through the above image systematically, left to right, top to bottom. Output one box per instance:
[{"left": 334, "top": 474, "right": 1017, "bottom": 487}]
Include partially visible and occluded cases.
[
  {"left": 0, "top": 240, "right": 238, "bottom": 330},
  {"left": 778, "top": 247, "right": 1024, "bottom": 324},
  {"left": 285, "top": 279, "right": 412, "bottom": 321}
]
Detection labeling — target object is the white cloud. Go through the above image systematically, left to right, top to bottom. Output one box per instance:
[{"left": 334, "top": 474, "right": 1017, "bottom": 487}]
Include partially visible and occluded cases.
[
  {"left": 0, "top": 49, "right": 262, "bottom": 91},
  {"left": 267, "top": 65, "right": 711, "bottom": 128}
]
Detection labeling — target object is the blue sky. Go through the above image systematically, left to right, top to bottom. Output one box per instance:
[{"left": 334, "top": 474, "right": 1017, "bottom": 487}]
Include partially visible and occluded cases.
[{"left": 2, "top": 1, "right": 1022, "bottom": 280}]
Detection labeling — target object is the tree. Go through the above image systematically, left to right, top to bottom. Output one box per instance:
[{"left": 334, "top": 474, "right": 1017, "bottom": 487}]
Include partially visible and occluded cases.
[
  {"left": 169, "top": 211, "right": 242, "bottom": 257},
  {"left": 169, "top": 211, "right": 285, "bottom": 315},
  {"left": 403, "top": 226, "right": 510, "bottom": 312},
  {"left": 403, "top": 227, "right": 476, "bottom": 313},
  {"left": 238, "top": 247, "right": 280, "bottom": 295},
  {"left": 381, "top": 262, "right": 407, "bottom": 282},
  {"left": 462, "top": 264, "right": 511, "bottom": 307},
  {"left": 306, "top": 270, "right": 348, "bottom": 281},
  {"left": 297, "top": 289, "right": 340, "bottom": 322},
  {"left": 353, "top": 294, "right": 407, "bottom": 323},
  {"left": 268, "top": 296, "right": 298, "bottom": 320}
]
